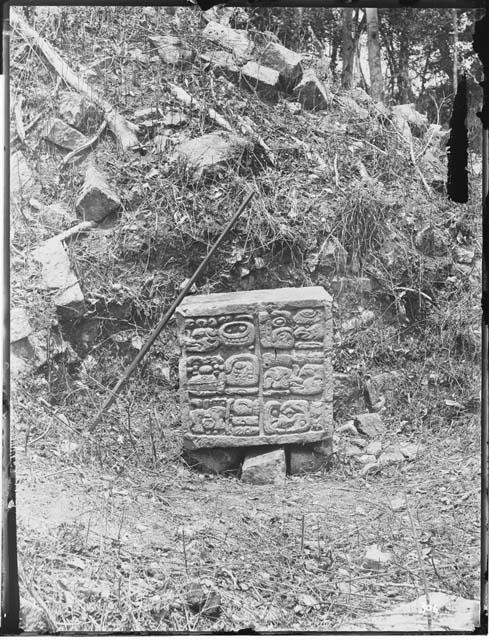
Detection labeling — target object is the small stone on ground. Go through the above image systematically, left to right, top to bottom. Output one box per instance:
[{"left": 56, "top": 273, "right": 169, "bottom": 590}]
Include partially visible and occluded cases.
[{"left": 241, "top": 448, "right": 286, "bottom": 485}]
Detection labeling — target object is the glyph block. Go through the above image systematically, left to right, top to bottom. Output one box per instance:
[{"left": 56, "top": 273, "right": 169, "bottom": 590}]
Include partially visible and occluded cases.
[{"left": 176, "top": 287, "right": 333, "bottom": 450}]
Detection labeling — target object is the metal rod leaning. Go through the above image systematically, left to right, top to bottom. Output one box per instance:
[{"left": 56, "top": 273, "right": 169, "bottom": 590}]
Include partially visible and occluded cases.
[{"left": 89, "top": 189, "right": 255, "bottom": 430}]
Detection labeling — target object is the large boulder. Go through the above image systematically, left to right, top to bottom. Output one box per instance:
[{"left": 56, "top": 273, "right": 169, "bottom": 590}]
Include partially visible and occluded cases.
[
  {"left": 203, "top": 21, "right": 254, "bottom": 64},
  {"left": 149, "top": 35, "right": 194, "bottom": 65},
  {"left": 259, "top": 42, "right": 302, "bottom": 90},
  {"left": 200, "top": 49, "right": 240, "bottom": 82},
  {"left": 241, "top": 61, "right": 280, "bottom": 100},
  {"left": 294, "top": 69, "right": 331, "bottom": 111},
  {"left": 391, "top": 103, "right": 428, "bottom": 133},
  {"left": 42, "top": 117, "right": 88, "bottom": 150},
  {"left": 172, "top": 132, "right": 253, "bottom": 180},
  {"left": 75, "top": 165, "right": 121, "bottom": 222},
  {"left": 241, "top": 448, "right": 286, "bottom": 486}
]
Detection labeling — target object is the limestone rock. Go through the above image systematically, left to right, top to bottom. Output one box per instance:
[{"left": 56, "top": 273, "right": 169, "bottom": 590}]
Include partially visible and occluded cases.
[
  {"left": 202, "top": 21, "right": 254, "bottom": 63},
  {"left": 149, "top": 35, "right": 194, "bottom": 65},
  {"left": 259, "top": 42, "right": 303, "bottom": 89},
  {"left": 200, "top": 50, "right": 240, "bottom": 82},
  {"left": 241, "top": 61, "right": 280, "bottom": 100},
  {"left": 294, "top": 69, "right": 331, "bottom": 111},
  {"left": 59, "top": 91, "right": 99, "bottom": 129},
  {"left": 391, "top": 103, "right": 428, "bottom": 132},
  {"left": 392, "top": 112, "right": 412, "bottom": 142},
  {"left": 42, "top": 117, "right": 88, "bottom": 150},
  {"left": 172, "top": 132, "right": 252, "bottom": 180},
  {"left": 11, "top": 151, "right": 40, "bottom": 199},
  {"left": 75, "top": 165, "right": 121, "bottom": 221},
  {"left": 415, "top": 226, "right": 449, "bottom": 257},
  {"left": 318, "top": 236, "right": 347, "bottom": 272},
  {"left": 33, "top": 238, "right": 78, "bottom": 290},
  {"left": 329, "top": 277, "right": 373, "bottom": 299},
  {"left": 54, "top": 283, "right": 86, "bottom": 319},
  {"left": 177, "top": 287, "right": 333, "bottom": 449},
  {"left": 11, "top": 307, "right": 33, "bottom": 343},
  {"left": 365, "top": 371, "right": 402, "bottom": 408},
  {"left": 354, "top": 413, "right": 383, "bottom": 438},
  {"left": 336, "top": 420, "right": 358, "bottom": 436},
  {"left": 289, "top": 438, "right": 333, "bottom": 474},
  {"left": 365, "top": 440, "right": 382, "bottom": 457},
  {"left": 399, "top": 442, "right": 420, "bottom": 460},
  {"left": 378, "top": 444, "right": 404, "bottom": 467},
  {"left": 344, "top": 445, "right": 363, "bottom": 458},
  {"left": 185, "top": 447, "right": 243, "bottom": 474},
  {"left": 241, "top": 448, "right": 286, "bottom": 486},
  {"left": 358, "top": 454, "right": 376, "bottom": 465},
  {"left": 360, "top": 461, "right": 380, "bottom": 477},
  {"left": 363, "top": 544, "right": 393, "bottom": 570},
  {"left": 338, "top": 592, "right": 479, "bottom": 632}
]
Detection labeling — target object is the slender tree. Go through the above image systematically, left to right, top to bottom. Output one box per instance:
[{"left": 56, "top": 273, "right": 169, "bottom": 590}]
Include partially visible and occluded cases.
[
  {"left": 341, "top": 8, "right": 355, "bottom": 89},
  {"left": 366, "top": 8, "right": 383, "bottom": 101},
  {"left": 452, "top": 9, "right": 458, "bottom": 94}
]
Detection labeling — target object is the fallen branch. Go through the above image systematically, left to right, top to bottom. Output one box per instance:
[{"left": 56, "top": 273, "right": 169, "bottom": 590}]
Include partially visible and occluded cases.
[
  {"left": 10, "top": 9, "right": 139, "bottom": 153},
  {"left": 166, "top": 81, "right": 233, "bottom": 132},
  {"left": 60, "top": 120, "right": 108, "bottom": 168},
  {"left": 49, "top": 220, "right": 98, "bottom": 244}
]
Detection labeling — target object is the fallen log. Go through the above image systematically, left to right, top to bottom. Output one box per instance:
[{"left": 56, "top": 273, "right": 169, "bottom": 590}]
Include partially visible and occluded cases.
[{"left": 10, "top": 9, "right": 139, "bottom": 153}]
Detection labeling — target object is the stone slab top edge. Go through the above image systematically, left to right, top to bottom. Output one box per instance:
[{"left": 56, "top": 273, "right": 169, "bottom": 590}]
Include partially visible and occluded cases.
[{"left": 176, "top": 286, "right": 332, "bottom": 316}]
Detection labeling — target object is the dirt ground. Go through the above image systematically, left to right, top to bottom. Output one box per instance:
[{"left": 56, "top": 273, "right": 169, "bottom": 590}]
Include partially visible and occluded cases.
[{"left": 16, "top": 410, "right": 480, "bottom": 632}]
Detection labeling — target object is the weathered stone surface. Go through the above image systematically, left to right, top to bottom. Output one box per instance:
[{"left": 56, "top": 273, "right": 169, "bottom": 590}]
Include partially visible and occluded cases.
[
  {"left": 202, "top": 21, "right": 254, "bottom": 64},
  {"left": 149, "top": 35, "right": 194, "bottom": 65},
  {"left": 259, "top": 42, "right": 303, "bottom": 89},
  {"left": 200, "top": 50, "right": 241, "bottom": 81},
  {"left": 241, "top": 61, "right": 280, "bottom": 99},
  {"left": 294, "top": 69, "right": 331, "bottom": 111},
  {"left": 349, "top": 87, "right": 372, "bottom": 106},
  {"left": 59, "top": 91, "right": 98, "bottom": 129},
  {"left": 391, "top": 103, "right": 428, "bottom": 132},
  {"left": 43, "top": 117, "right": 88, "bottom": 150},
  {"left": 172, "top": 132, "right": 253, "bottom": 181},
  {"left": 11, "top": 151, "right": 40, "bottom": 199},
  {"left": 75, "top": 165, "right": 121, "bottom": 221},
  {"left": 37, "top": 202, "right": 73, "bottom": 231},
  {"left": 318, "top": 236, "right": 348, "bottom": 272},
  {"left": 33, "top": 238, "right": 78, "bottom": 290},
  {"left": 453, "top": 246, "right": 475, "bottom": 264},
  {"left": 329, "top": 277, "right": 373, "bottom": 298},
  {"left": 54, "top": 283, "right": 86, "bottom": 319},
  {"left": 176, "top": 287, "right": 333, "bottom": 449},
  {"left": 11, "top": 307, "right": 33, "bottom": 343},
  {"left": 12, "top": 325, "right": 68, "bottom": 370},
  {"left": 365, "top": 371, "right": 402, "bottom": 408},
  {"left": 354, "top": 413, "right": 383, "bottom": 438},
  {"left": 336, "top": 420, "right": 358, "bottom": 436},
  {"left": 289, "top": 438, "right": 333, "bottom": 474},
  {"left": 365, "top": 440, "right": 382, "bottom": 457},
  {"left": 399, "top": 442, "right": 420, "bottom": 460},
  {"left": 378, "top": 444, "right": 404, "bottom": 467},
  {"left": 185, "top": 447, "right": 243, "bottom": 473},
  {"left": 241, "top": 448, "right": 286, "bottom": 485},
  {"left": 358, "top": 454, "right": 376, "bottom": 465},
  {"left": 363, "top": 544, "right": 393, "bottom": 570},
  {"left": 338, "top": 592, "right": 479, "bottom": 632}
]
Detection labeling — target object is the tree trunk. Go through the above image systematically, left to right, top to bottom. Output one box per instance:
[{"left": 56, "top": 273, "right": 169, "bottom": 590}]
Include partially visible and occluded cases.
[
  {"left": 341, "top": 8, "right": 355, "bottom": 89},
  {"left": 366, "top": 8, "right": 383, "bottom": 102},
  {"left": 452, "top": 9, "right": 458, "bottom": 94},
  {"left": 397, "top": 38, "right": 412, "bottom": 103}
]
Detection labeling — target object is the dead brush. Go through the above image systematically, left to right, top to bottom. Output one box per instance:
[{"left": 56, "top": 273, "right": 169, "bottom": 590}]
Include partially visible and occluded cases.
[{"left": 334, "top": 181, "right": 389, "bottom": 268}]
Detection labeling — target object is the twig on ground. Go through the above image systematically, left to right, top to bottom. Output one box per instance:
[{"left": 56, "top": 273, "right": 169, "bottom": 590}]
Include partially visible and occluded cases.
[
  {"left": 14, "top": 95, "right": 26, "bottom": 143},
  {"left": 60, "top": 120, "right": 108, "bottom": 168}
]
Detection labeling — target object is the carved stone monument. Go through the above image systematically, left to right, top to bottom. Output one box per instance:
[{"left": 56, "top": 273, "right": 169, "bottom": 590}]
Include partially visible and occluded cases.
[{"left": 176, "top": 287, "right": 333, "bottom": 450}]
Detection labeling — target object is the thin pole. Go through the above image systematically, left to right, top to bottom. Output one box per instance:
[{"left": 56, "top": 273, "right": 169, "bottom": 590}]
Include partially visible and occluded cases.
[
  {"left": 2, "top": 11, "right": 20, "bottom": 634},
  {"left": 481, "top": 125, "right": 488, "bottom": 630},
  {"left": 90, "top": 190, "right": 255, "bottom": 429}
]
